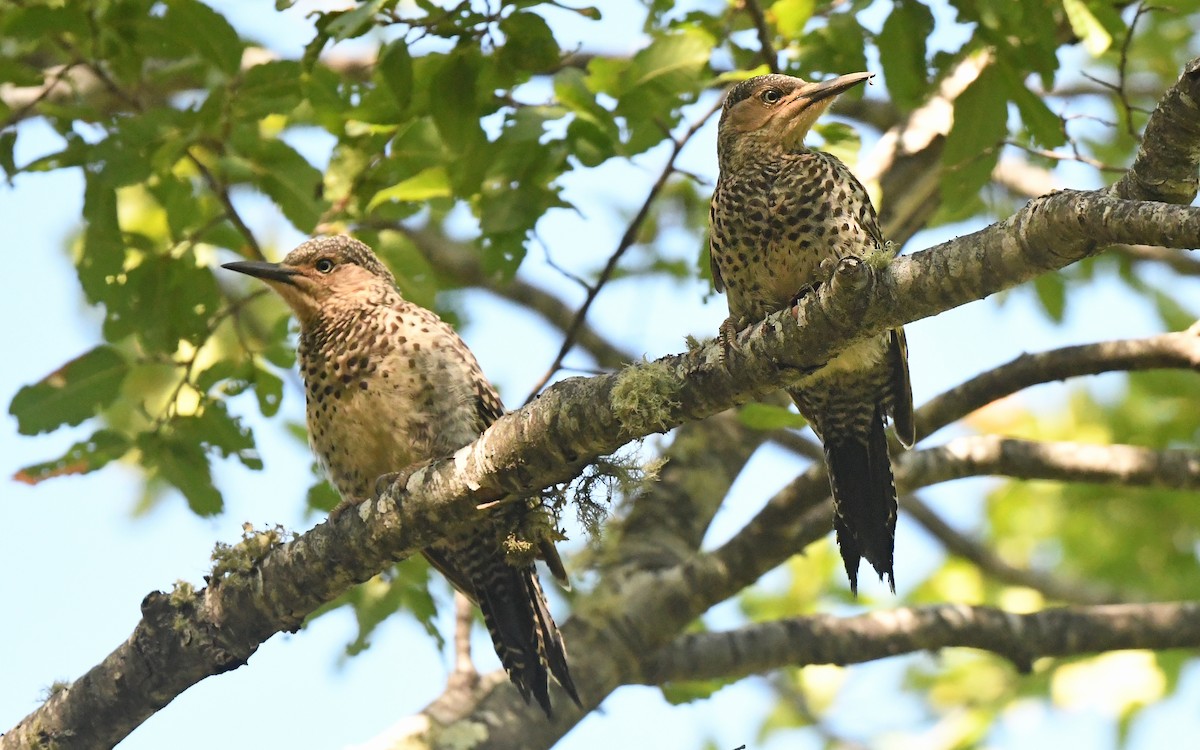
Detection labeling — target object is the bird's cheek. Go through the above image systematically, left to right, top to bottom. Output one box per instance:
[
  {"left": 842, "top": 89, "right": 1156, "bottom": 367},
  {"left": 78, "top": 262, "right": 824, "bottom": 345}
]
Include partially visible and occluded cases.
[{"left": 273, "top": 283, "right": 319, "bottom": 320}]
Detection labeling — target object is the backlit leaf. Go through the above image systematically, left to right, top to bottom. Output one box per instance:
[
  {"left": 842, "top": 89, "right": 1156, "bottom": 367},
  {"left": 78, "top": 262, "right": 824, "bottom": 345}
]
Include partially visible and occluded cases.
[
  {"left": 368, "top": 166, "right": 452, "bottom": 209},
  {"left": 10, "top": 347, "right": 129, "bottom": 435},
  {"left": 13, "top": 430, "right": 130, "bottom": 484}
]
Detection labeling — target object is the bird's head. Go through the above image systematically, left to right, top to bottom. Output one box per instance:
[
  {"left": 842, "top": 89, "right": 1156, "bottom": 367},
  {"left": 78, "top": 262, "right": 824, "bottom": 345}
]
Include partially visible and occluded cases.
[
  {"left": 716, "top": 72, "right": 873, "bottom": 171},
  {"left": 223, "top": 235, "right": 398, "bottom": 327}
]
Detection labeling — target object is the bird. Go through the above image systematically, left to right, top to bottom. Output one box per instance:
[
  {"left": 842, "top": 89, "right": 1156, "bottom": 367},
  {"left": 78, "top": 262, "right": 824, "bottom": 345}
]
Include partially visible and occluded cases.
[
  {"left": 708, "top": 72, "right": 916, "bottom": 594},
  {"left": 224, "top": 235, "right": 580, "bottom": 716}
]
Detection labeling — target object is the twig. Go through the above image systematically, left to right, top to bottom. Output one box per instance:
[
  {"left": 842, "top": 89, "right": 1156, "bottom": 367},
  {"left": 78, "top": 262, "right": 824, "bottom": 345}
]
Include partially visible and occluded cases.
[
  {"left": 742, "top": 0, "right": 780, "bottom": 74},
  {"left": 1116, "top": 3, "right": 1162, "bottom": 141},
  {"left": 521, "top": 97, "right": 725, "bottom": 403},
  {"left": 1003, "top": 139, "right": 1126, "bottom": 173},
  {"left": 186, "top": 150, "right": 265, "bottom": 261},
  {"left": 363, "top": 222, "right": 635, "bottom": 370},
  {"left": 1110, "top": 243, "right": 1200, "bottom": 275},
  {"left": 446, "top": 591, "right": 479, "bottom": 694}
]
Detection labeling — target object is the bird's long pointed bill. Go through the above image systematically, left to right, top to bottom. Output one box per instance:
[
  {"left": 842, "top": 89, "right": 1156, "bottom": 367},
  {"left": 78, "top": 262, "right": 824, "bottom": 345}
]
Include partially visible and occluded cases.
[
  {"left": 779, "top": 71, "right": 873, "bottom": 147},
  {"left": 795, "top": 71, "right": 874, "bottom": 105},
  {"left": 222, "top": 260, "right": 300, "bottom": 285}
]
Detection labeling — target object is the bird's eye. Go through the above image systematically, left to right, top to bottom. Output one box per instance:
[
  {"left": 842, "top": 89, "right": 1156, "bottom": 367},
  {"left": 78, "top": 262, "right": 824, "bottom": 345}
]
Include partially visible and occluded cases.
[
  {"left": 761, "top": 89, "right": 783, "bottom": 104},
  {"left": 315, "top": 258, "right": 335, "bottom": 273}
]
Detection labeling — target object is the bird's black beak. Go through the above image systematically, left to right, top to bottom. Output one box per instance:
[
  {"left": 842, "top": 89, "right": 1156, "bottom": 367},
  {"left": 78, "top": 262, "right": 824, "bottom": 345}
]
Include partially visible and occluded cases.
[
  {"left": 795, "top": 71, "right": 874, "bottom": 105},
  {"left": 222, "top": 260, "right": 301, "bottom": 285}
]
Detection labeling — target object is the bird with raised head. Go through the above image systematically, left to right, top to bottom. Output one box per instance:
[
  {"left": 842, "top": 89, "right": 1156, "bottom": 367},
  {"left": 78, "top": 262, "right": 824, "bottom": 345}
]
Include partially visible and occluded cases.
[
  {"left": 709, "top": 72, "right": 916, "bottom": 594},
  {"left": 224, "top": 235, "right": 580, "bottom": 716}
]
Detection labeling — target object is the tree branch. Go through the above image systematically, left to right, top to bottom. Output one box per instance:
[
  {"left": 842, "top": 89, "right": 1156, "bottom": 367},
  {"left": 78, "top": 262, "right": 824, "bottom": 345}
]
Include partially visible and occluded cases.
[
  {"left": 741, "top": 0, "right": 780, "bottom": 74},
  {"left": 1110, "top": 56, "right": 1200, "bottom": 204},
  {"left": 522, "top": 96, "right": 725, "bottom": 403},
  {"left": 12, "top": 184, "right": 1199, "bottom": 750},
  {"left": 916, "top": 324, "right": 1200, "bottom": 440},
  {"left": 900, "top": 435, "right": 1200, "bottom": 491},
  {"left": 902, "top": 494, "right": 1129, "bottom": 605},
  {"left": 639, "top": 602, "right": 1200, "bottom": 683}
]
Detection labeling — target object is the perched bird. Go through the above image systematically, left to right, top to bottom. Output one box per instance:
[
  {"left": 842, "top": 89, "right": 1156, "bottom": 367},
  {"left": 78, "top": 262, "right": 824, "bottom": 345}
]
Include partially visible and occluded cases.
[
  {"left": 709, "top": 73, "right": 916, "bottom": 593},
  {"left": 224, "top": 236, "right": 580, "bottom": 715}
]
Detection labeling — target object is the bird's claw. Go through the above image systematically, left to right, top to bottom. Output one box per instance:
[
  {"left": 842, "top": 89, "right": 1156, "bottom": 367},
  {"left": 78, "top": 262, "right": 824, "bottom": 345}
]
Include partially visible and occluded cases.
[
  {"left": 717, "top": 316, "right": 741, "bottom": 366},
  {"left": 374, "top": 469, "right": 410, "bottom": 500},
  {"left": 328, "top": 498, "right": 363, "bottom": 522}
]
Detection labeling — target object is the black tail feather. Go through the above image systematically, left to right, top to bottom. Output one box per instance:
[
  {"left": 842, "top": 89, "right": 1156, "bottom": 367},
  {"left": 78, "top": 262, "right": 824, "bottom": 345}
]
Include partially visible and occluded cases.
[
  {"left": 825, "top": 404, "right": 897, "bottom": 594},
  {"left": 475, "top": 564, "right": 579, "bottom": 717}
]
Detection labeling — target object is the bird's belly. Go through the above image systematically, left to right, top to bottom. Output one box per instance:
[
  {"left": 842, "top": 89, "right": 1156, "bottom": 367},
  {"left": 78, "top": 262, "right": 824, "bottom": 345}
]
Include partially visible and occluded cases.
[{"left": 306, "top": 365, "right": 479, "bottom": 500}]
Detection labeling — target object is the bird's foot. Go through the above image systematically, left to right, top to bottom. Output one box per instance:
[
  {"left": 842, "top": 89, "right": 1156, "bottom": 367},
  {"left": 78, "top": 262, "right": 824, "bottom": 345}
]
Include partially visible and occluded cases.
[
  {"left": 717, "top": 316, "right": 742, "bottom": 366},
  {"left": 374, "top": 469, "right": 412, "bottom": 500},
  {"left": 328, "top": 498, "right": 363, "bottom": 522}
]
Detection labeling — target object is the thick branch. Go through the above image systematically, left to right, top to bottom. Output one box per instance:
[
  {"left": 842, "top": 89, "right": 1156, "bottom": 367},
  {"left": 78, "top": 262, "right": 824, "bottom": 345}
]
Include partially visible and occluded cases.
[
  {"left": 1110, "top": 57, "right": 1200, "bottom": 204},
  {"left": 917, "top": 324, "right": 1200, "bottom": 439},
  {"left": 900, "top": 435, "right": 1200, "bottom": 490},
  {"left": 704, "top": 436, "right": 1200, "bottom": 625},
  {"left": 640, "top": 602, "right": 1200, "bottom": 683}
]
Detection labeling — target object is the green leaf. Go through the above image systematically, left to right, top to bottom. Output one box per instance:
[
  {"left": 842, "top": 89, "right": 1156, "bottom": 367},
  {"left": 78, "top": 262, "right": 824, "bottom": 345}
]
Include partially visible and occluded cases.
[
  {"left": 164, "top": 0, "right": 244, "bottom": 77},
  {"left": 325, "top": 0, "right": 385, "bottom": 40},
  {"left": 771, "top": 0, "right": 816, "bottom": 38},
  {"left": 877, "top": 0, "right": 933, "bottom": 109},
  {"left": 1016, "top": 0, "right": 1061, "bottom": 89},
  {"left": 1062, "top": 0, "right": 1122, "bottom": 56},
  {"left": 3, "top": 4, "right": 89, "bottom": 39},
  {"left": 498, "top": 12, "right": 560, "bottom": 72},
  {"left": 796, "top": 12, "right": 868, "bottom": 80},
  {"left": 623, "top": 27, "right": 712, "bottom": 94},
  {"left": 607, "top": 28, "right": 713, "bottom": 154},
  {"left": 378, "top": 39, "right": 414, "bottom": 112},
  {"left": 430, "top": 52, "right": 486, "bottom": 151},
  {"left": 996, "top": 60, "right": 1066, "bottom": 148},
  {"left": 233, "top": 61, "right": 305, "bottom": 120},
  {"left": 940, "top": 63, "right": 1006, "bottom": 214},
  {"left": 555, "top": 67, "right": 618, "bottom": 165},
  {"left": 0, "top": 130, "right": 17, "bottom": 178},
  {"left": 230, "top": 131, "right": 328, "bottom": 232},
  {"left": 367, "top": 166, "right": 452, "bottom": 209},
  {"left": 77, "top": 172, "right": 127, "bottom": 306},
  {"left": 110, "top": 253, "right": 223, "bottom": 354},
  {"left": 1032, "top": 272, "right": 1067, "bottom": 323},
  {"left": 10, "top": 347, "right": 130, "bottom": 435},
  {"left": 253, "top": 363, "right": 284, "bottom": 418},
  {"left": 738, "top": 402, "right": 808, "bottom": 431},
  {"left": 182, "top": 403, "right": 262, "bottom": 470},
  {"left": 13, "top": 430, "right": 131, "bottom": 485},
  {"left": 137, "top": 430, "right": 223, "bottom": 515},
  {"left": 307, "top": 480, "right": 340, "bottom": 513},
  {"left": 337, "top": 562, "right": 442, "bottom": 655},
  {"left": 660, "top": 678, "right": 732, "bottom": 705}
]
